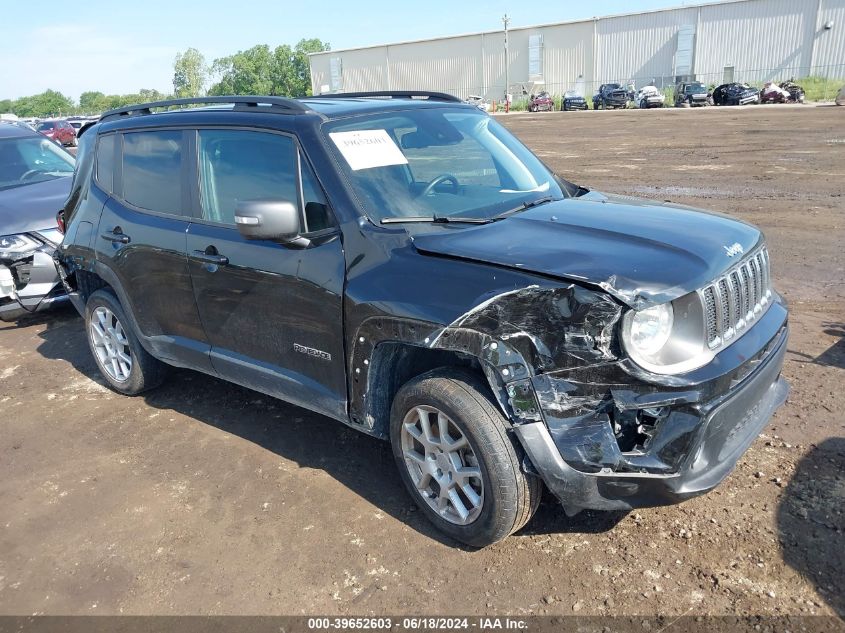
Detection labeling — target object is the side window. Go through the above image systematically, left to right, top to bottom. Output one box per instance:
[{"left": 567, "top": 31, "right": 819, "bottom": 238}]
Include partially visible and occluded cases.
[
  {"left": 122, "top": 130, "right": 182, "bottom": 214},
  {"left": 197, "top": 130, "right": 298, "bottom": 225},
  {"left": 96, "top": 134, "right": 116, "bottom": 194},
  {"left": 301, "top": 157, "right": 334, "bottom": 232}
]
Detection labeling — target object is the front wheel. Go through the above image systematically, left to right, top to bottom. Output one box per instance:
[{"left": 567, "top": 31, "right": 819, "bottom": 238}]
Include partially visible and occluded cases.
[{"left": 390, "top": 368, "right": 541, "bottom": 547}]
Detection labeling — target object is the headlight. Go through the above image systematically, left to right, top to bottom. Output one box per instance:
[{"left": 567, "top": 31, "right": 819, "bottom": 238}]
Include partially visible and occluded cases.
[
  {"left": 0, "top": 234, "right": 40, "bottom": 260},
  {"left": 621, "top": 294, "right": 714, "bottom": 375},
  {"left": 627, "top": 304, "right": 673, "bottom": 356}
]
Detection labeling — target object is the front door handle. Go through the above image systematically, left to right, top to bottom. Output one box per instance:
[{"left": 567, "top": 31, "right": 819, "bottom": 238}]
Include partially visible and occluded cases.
[
  {"left": 101, "top": 227, "right": 130, "bottom": 244},
  {"left": 192, "top": 248, "right": 229, "bottom": 266}
]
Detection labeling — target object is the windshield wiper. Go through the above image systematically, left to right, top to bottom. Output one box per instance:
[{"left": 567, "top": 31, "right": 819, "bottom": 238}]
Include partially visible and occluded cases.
[
  {"left": 494, "top": 195, "right": 556, "bottom": 220},
  {"left": 381, "top": 215, "right": 496, "bottom": 225}
]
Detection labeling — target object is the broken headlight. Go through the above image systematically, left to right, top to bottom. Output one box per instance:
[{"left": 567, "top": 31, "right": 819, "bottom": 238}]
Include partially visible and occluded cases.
[
  {"left": 0, "top": 234, "right": 40, "bottom": 260},
  {"left": 621, "top": 292, "right": 713, "bottom": 375}
]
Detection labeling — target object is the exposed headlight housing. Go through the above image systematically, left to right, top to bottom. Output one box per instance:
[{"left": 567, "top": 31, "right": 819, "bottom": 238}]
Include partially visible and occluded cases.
[
  {"left": 0, "top": 234, "right": 40, "bottom": 261},
  {"left": 621, "top": 292, "right": 714, "bottom": 375}
]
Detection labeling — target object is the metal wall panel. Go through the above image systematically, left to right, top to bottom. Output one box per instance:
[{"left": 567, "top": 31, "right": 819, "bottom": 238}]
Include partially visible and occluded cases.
[
  {"left": 696, "top": 0, "right": 817, "bottom": 81},
  {"left": 813, "top": 0, "right": 845, "bottom": 72},
  {"left": 596, "top": 7, "right": 699, "bottom": 85},
  {"left": 387, "top": 35, "right": 484, "bottom": 97}
]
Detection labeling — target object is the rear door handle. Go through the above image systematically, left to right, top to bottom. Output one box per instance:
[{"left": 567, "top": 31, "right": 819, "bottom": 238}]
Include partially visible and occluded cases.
[
  {"left": 101, "top": 228, "right": 130, "bottom": 244},
  {"left": 192, "top": 249, "right": 229, "bottom": 266}
]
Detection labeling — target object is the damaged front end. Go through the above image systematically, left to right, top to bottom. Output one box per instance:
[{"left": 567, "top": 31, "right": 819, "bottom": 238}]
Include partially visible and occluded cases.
[
  {"left": 0, "top": 230, "right": 66, "bottom": 321},
  {"left": 376, "top": 268, "right": 788, "bottom": 515}
]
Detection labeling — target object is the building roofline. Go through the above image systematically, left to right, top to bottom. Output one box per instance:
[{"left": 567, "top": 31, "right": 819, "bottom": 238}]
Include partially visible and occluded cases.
[{"left": 309, "top": 0, "right": 755, "bottom": 57}]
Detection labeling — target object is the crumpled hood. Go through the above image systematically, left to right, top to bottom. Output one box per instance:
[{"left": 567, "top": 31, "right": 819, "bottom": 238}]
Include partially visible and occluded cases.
[
  {"left": 0, "top": 177, "right": 71, "bottom": 235},
  {"left": 411, "top": 191, "right": 762, "bottom": 308}
]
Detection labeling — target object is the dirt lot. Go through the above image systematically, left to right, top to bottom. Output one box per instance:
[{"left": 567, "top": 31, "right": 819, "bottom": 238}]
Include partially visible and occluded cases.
[{"left": 1, "top": 105, "right": 843, "bottom": 617}]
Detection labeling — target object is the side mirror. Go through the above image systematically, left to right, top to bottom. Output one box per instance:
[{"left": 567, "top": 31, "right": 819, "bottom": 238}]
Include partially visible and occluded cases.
[{"left": 234, "top": 199, "right": 303, "bottom": 244}]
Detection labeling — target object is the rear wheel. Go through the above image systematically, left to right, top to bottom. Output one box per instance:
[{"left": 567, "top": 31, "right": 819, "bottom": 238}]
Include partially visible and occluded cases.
[
  {"left": 85, "top": 289, "right": 167, "bottom": 395},
  {"left": 390, "top": 368, "right": 541, "bottom": 547}
]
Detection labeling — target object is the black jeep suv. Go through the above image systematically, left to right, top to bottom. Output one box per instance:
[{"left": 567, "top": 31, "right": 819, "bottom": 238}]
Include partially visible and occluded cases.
[{"left": 56, "top": 93, "right": 789, "bottom": 547}]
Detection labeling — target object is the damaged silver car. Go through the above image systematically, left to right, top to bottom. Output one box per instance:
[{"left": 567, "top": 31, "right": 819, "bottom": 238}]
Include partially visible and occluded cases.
[{"left": 0, "top": 124, "right": 74, "bottom": 321}]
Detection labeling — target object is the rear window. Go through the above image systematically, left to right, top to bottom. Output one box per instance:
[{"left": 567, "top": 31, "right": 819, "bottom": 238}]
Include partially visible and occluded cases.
[
  {"left": 37, "top": 122, "right": 55, "bottom": 131},
  {"left": 122, "top": 130, "right": 182, "bottom": 214}
]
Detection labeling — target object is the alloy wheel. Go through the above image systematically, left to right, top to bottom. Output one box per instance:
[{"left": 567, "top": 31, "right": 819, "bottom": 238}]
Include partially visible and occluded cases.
[
  {"left": 90, "top": 306, "right": 132, "bottom": 382},
  {"left": 400, "top": 405, "right": 484, "bottom": 525}
]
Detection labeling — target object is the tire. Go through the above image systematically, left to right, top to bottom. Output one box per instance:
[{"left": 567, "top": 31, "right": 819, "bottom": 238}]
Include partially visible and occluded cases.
[
  {"left": 84, "top": 289, "right": 167, "bottom": 395},
  {"left": 390, "top": 368, "right": 542, "bottom": 547}
]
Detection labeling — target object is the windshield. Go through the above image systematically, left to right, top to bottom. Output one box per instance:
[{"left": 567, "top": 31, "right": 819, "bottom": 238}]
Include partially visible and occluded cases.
[
  {"left": 686, "top": 83, "right": 706, "bottom": 93},
  {"left": 564, "top": 91, "right": 582, "bottom": 97},
  {"left": 323, "top": 107, "right": 571, "bottom": 223},
  {"left": 0, "top": 136, "right": 75, "bottom": 191}
]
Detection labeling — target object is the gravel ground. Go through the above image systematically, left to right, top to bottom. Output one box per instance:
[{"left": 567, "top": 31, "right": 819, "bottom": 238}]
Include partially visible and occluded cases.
[{"left": 0, "top": 105, "right": 843, "bottom": 617}]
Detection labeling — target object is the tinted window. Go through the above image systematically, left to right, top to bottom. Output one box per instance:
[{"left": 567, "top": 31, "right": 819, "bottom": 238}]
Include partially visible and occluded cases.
[
  {"left": 37, "top": 122, "right": 55, "bottom": 131},
  {"left": 122, "top": 130, "right": 182, "bottom": 213},
  {"left": 198, "top": 130, "right": 297, "bottom": 225},
  {"left": 96, "top": 134, "right": 116, "bottom": 193}
]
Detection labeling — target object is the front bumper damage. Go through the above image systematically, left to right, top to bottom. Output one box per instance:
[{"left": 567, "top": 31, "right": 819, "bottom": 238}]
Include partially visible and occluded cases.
[
  {"left": 0, "top": 241, "right": 67, "bottom": 321},
  {"left": 494, "top": 285, "right": 791, "bottom": 513},
  {"left": 516, "top": 322, "right": 788, "bottom": 513}
]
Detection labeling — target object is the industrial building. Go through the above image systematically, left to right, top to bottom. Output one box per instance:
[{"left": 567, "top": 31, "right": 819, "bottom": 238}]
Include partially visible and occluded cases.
[{"left": 309, "top": 0, "right": 845, "bottom": 100}]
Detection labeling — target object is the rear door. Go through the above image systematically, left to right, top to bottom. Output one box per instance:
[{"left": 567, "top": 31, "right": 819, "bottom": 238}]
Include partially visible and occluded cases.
[
  {"left": 94, "top": 128, "right": 212, "bottom": 371},
  {"left": 184, "top": 128, "right": 347, "bottom": 421}
]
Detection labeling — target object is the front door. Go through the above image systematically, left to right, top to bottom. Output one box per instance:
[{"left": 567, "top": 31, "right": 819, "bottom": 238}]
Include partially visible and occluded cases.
[{"left": 185, "top": 128, "right": 347, "bottom": 421}]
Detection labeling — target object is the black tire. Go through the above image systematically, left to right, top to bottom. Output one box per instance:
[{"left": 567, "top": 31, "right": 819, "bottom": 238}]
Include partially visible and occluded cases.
[
  {"left": 84, "top": 288, "right": 167, "bottom": 395},
  {"left": 390, "top": 368, "right": 542, "bottom": 547}
]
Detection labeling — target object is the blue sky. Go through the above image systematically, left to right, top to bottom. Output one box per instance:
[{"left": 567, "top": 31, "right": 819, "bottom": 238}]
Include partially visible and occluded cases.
[{"left": 1, "top": 0, "right": 683, "bottom": 100}]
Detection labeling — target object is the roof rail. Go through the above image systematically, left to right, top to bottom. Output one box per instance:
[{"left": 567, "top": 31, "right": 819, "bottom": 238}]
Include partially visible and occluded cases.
[
  {"left": 307, "top": 91, "right": 462, "bottom": 103},
  {"left": 99, "top": 95, "right": 312, "bottom": 121}
]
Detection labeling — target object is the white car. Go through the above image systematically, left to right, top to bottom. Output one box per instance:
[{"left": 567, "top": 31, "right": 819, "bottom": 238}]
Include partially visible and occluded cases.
[
  {"left": 636, "top": 85, "right": 665, "bottom": 109},
  {"left": 836, "top": 85, "right": 845, "bottom": 106},
  {"left": 464, "top": 95, "right": 491, "bottom": 112}
]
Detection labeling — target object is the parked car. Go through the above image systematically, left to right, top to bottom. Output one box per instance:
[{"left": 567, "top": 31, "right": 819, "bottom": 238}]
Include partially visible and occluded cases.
[
  {"left": 778, "top": 80, "right": 805, "bottom": 103},
  {"left": 674, "top": 81, "right": 709, "bottom": 107},
  {"left": 759, "top": 81, "right": 791, "bottom": 104},
  {"left": 593, "top": 83, "right": 628, "bottom": 109},
  {"left": 712, "top": 83, "right": 760, "bottom": 106},
  {"left": 636, "top": 85, "right": 665, "bottom": 109},
  {"left": 836, "top": 85, "right": 845, "bottom": 105},
  {"left": 561, "top": 90, "right": 588, "bottom": 111},
  {"left": 528, "top": 91, "right": 554, "bottom": 112},
  {"left": 56, "top": 93, "right": 789, "bottom": 547},
  {"left": 464, "top": 96, "right": 491, "bottom": 112},
  {"left": 36, "top": 119, "right": 77, "bottom": 146},
  {"left": 0, "top": 124, "right": 74, "bottom": 321}
]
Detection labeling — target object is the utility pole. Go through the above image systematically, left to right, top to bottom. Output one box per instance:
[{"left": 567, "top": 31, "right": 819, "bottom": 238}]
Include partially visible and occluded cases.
[{"left": 502, "top": 14, "right": 511, "bottom": 110}]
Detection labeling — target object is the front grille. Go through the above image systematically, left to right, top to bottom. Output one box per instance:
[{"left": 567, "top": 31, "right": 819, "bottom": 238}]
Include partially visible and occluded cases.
[{"left": 702, "top": 247, "right": 772, "bottom": 350}]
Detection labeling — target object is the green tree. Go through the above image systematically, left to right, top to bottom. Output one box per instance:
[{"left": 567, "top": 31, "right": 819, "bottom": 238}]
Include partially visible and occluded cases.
[
  {"left": 208, "top": 38, "right": 329, "bottom": 97},
  {"left": 173, "top": 47, "right": 208, "bottom": 98},
  {"left": 12, "top": 90, "right": 74, "bottom": 117},
  {"left": 79, "top": 91, "right": 107, "bottom": 113},
  {"left": 0, "top": 99, "right": 13, "bottom": 113}
]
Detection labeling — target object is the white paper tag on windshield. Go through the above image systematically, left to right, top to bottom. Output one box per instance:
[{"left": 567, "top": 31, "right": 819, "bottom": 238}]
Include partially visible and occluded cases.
[{"left": 329, "top": 130, "right": 408, "bottom": 171}]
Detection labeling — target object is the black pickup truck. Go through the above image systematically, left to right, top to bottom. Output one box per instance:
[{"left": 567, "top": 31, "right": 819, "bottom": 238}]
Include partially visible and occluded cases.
[{"left": 593, "top": 83, "right": 629, "bottom": 109}]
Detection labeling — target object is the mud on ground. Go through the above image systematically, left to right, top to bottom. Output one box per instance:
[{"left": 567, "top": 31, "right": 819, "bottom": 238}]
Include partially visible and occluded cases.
[{"left": 0, "top": 105, "right": 843, "bottom": 617}]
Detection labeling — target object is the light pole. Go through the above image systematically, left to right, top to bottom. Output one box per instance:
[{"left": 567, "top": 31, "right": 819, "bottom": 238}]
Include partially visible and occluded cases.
[{"left": 502, "top": 14, "right": 510, "bottom": 110}]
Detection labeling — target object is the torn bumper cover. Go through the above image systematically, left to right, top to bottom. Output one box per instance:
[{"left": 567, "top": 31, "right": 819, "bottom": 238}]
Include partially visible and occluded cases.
[
  {"left": 0, "top": 244, "right": 67, "bottom": 320},
  {"left": 517, "top": 321, "right": 789, "bottom": 513}
]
